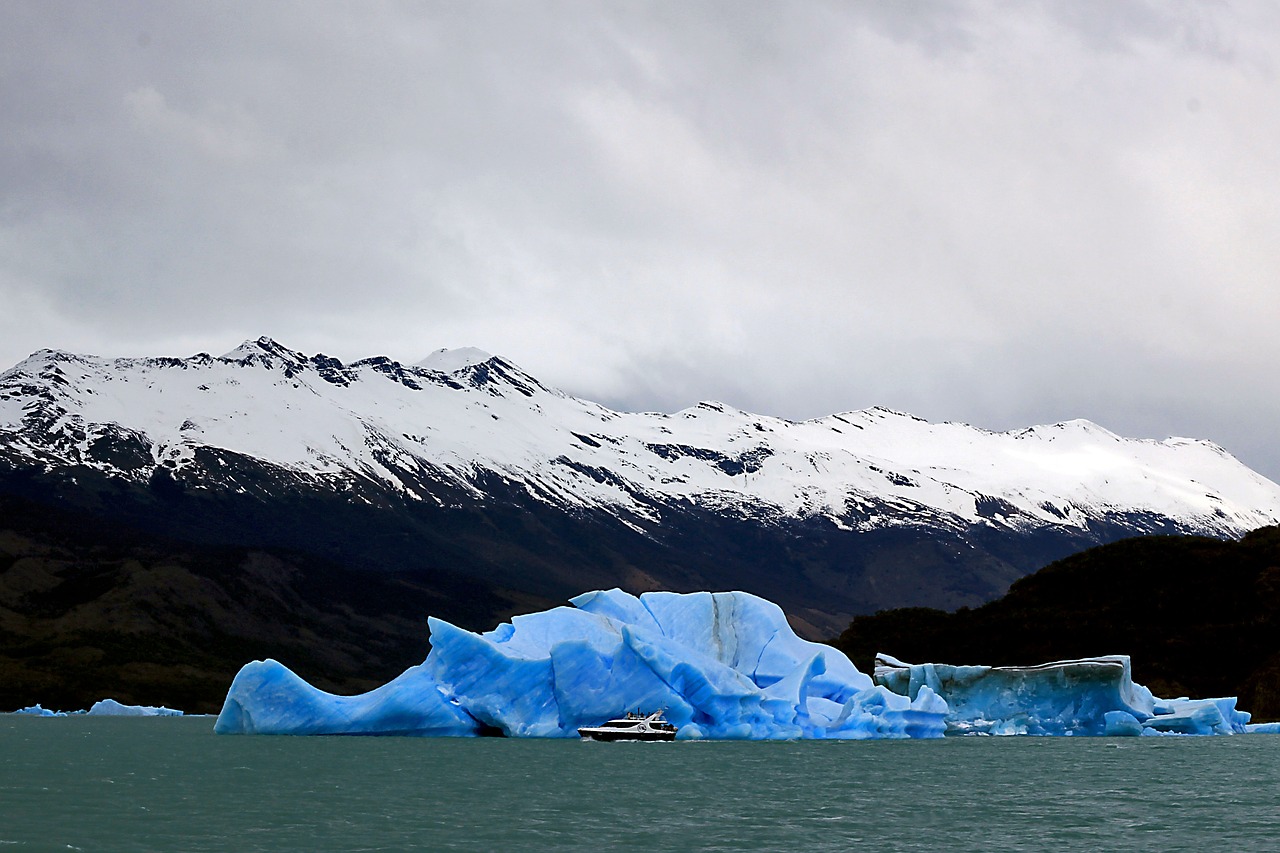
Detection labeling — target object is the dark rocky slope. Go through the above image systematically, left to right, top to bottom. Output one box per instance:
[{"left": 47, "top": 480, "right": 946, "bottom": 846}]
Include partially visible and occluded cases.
[{"left": 0, "top": 494, "right": 550, "bottom": 714}]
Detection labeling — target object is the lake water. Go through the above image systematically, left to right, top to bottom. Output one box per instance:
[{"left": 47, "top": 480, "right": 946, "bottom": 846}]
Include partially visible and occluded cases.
[{"left": 2, "top": 716, "right": 1278, "bottom": 852}]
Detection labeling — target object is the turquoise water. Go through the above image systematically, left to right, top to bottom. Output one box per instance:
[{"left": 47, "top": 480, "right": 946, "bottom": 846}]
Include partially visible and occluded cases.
[{"left": 2, "top": 716, "right": 1278, "bottom": 852}]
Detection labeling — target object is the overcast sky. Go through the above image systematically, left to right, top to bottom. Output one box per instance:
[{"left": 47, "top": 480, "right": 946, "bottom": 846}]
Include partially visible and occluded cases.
[{"left": 3, "top": 1, "right": 1279, "bottom": 480}]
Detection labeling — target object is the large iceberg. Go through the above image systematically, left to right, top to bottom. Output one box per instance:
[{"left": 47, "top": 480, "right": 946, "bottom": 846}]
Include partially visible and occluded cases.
[
  {"left": 216, "top": 589, "right": 948, "bottom": 739},
  {"left": 216, "top": 589, "right": 1268, "bottom": 739},
  {"left": 873, "top": 653, "right": 1252, "bottom": 736}
]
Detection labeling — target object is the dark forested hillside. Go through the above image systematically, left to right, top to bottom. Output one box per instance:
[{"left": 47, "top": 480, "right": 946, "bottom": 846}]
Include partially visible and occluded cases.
[
  {"left": 0, "top": 494, "right": 548, "bottom": 714},
  {"left": 832, "top": 526, "right": 1280, "bottom": 721}
]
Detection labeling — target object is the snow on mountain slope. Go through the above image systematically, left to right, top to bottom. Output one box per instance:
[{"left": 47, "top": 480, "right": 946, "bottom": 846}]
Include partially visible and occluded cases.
[
  {"left": 2, "top": 337, "right": 1278, "bottom": 537},
  {"left": 415, "top": 347, "right": 495, "bottom": 372}
]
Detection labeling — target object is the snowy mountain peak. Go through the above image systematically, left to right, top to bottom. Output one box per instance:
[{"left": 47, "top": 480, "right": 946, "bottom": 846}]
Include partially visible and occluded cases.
[
  {"left": 218, "top": 336, "right": 307, "bottom": 364},
  {"left": 2, "top": 338, "right": 1279, "bottom": 543},
  {"left": 8, "top": 347, "right": 84, "bottom": 373},
  {"left": 416, "top": 347, "right": 496, "bottom": 373},
  {"left": 861, "top": 406, "right": 930, "bottom": 423},
  {"left": 1053, "top": 418, "right": 1116, "bottom": 436}
]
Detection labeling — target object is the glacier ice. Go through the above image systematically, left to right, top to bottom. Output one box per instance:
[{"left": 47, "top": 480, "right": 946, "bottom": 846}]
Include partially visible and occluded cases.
[
  {"left": 215, "top": 589, "right": 1270, "bottom": 739},
  {"left": 216, "top": 589, "right": 948, "bottom": 739},
  {"left": 874, "top": 653, "right": 1252, "bottom": 736}
]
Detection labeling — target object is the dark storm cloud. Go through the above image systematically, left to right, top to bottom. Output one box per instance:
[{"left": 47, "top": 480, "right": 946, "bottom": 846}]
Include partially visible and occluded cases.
[{"left": 2, "top": 1, "right": 1278, "bottom": 479}]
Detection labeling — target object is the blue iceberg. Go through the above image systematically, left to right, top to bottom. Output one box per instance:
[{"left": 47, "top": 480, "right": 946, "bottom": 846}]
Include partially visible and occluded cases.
[
  {"left": 217, "top": 588, "right": 1268, "bottom": 739},
  {"left": 216, "top": 589, "right": 948, "bottom": 739},
  {"left": 873, "top": 653, "right": 1252, "bottom": 736}
]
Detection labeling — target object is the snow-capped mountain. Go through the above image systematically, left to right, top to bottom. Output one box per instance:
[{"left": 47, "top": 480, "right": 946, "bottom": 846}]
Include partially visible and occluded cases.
[
  {"left": 4, "top": 336, "right": 1277, "bottom": 534},
  {"left": 3, "top": 337, "right": 1279, "bottom": 636}
]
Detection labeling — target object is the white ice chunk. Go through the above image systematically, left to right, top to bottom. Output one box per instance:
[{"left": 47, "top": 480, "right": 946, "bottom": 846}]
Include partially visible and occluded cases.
[
  {"left": 1142, "top": 697, "right": 1248, "bottom": 736},
  {"left": 87, "top": 699, "right": 183, "bottom": 717},
  {"left": 8, "top": 704, "right": 65, "bottom": 716}
]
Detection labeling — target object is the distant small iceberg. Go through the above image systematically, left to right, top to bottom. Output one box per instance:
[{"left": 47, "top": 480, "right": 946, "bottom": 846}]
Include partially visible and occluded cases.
[
  {"left": 86, "top": 698, "right": 184, "bottom": 717},
  {"left": 7, "top": 699, "right": 183, "bottom": 717},
  {"left": 10, "top": 703, "right": 65, "bottom": 717}
]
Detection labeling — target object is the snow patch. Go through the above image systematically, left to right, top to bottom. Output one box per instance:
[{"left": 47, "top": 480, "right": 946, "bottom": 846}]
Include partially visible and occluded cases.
[{"left": 416, "top": 347, "right": 495, "bottom": 373}]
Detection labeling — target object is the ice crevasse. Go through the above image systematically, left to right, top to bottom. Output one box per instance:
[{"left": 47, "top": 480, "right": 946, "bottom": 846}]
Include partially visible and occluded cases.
[{"left": 214, "top": 589, "right": 948, "bottom": 739}]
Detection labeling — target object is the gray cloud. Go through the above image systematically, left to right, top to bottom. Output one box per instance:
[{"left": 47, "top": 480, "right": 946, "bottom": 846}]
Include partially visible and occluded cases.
[{"left": 2, "top": 0, "right": 1279, "bottom": 480}]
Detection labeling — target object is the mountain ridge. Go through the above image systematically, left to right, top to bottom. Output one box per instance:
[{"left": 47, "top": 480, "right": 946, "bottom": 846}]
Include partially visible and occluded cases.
[
  {"left": 3, "top": 336, "right": 1279, "bottom": 640},
  {"left": 4, "top": 336, "right": 1275, "bottom": 536}
]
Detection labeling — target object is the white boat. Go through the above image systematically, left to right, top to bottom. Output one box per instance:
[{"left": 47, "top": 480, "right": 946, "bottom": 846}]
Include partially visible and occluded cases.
[{"left": 577, "top": 710, "right": 678, "bottom": 742}]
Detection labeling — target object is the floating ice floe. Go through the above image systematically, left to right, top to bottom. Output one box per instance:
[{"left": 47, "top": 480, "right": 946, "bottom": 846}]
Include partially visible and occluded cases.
[
  {"left": 215, "top": 589, "right": 947, "bottom": 739},
  {"left": 873, "top": 653, "right": 1252, "bottom": 736},
  {"left": 6, "top": 699, "right": 183, "bottom": 717},
  {"left": 86, "top": 699, "right": 183, "bottom": 717}
]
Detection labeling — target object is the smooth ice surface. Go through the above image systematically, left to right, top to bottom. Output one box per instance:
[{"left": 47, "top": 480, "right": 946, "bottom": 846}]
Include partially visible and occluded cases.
[
  {"left": 216, "top": 590, "right": 948, "bottom": 739},
  {"left": 875, "top": 653, "right": 1252, "bottom": 736},
  {"left": 214, "top": 660, "right": 480, "bottom": 736}
]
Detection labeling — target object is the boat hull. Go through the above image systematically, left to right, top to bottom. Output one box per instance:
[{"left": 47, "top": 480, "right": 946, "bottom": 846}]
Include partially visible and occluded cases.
[{"left": 577, "top": 728, "right": 676, "bottom": 742}]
